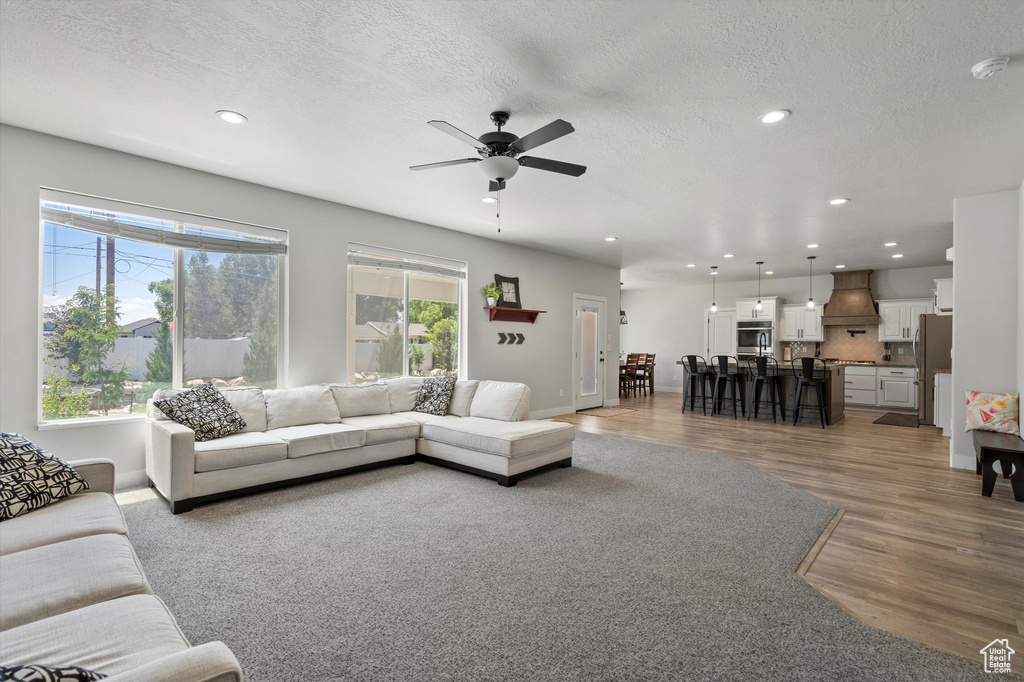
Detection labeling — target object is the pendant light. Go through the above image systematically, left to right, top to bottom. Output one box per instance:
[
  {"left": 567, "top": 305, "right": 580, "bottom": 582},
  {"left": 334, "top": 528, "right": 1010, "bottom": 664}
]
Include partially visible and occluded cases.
[
  {"left": 806, "top": 256, "right": 816, "bottom": 309},
  {"left": 755, "top": 261, "right": 764, "bottom": 311},
  {"left": 710, "top": 266, "right": 718, "bottom": 313},
  {"left": 619, "top": 282, "right": 628, "bottom": 324}
]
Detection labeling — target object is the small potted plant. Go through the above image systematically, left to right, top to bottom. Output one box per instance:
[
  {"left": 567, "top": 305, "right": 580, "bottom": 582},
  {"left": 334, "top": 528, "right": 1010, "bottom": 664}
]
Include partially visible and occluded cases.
[{"left": 481, "top": 282, "right": 501, "bottom": 307}]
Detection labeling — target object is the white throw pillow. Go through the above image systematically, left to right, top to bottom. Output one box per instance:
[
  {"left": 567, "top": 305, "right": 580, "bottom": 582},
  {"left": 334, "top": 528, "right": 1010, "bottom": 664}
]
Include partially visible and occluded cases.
[
  {"left": 385, "top": 377, "right": 424, "bottom": 413},
  {"left": 447, "top": 380, "right": 479, "bottom": 417},
  {"left": 469, "top": 381, "right": 531, "bottom": 422},
  {"left": 331, "top": 383, "right": 390, "bottom": 418},
  {"left": 264, "top": 385, "right": 340, "bottom": 429},
  {"left": 219, "top": 387, "right": 268, "bottom": 433}
]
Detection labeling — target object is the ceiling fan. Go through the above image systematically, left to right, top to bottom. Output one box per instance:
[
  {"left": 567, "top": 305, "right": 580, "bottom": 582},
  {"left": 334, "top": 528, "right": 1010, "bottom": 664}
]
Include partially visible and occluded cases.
[{"left": 410, "top": 111, "right": 586, "bottom": 191}]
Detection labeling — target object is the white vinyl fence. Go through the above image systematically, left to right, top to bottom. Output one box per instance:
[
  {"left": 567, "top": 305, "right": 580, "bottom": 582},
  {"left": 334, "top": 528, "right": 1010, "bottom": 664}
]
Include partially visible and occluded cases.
[{"left": 44, "top": 337, "right": 252, "bottom": 381}]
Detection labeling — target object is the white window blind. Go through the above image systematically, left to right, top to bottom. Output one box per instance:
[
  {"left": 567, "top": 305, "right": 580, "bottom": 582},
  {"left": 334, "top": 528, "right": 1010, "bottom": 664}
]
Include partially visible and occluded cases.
[{"left": 347, "top": 244, "right": 465, "bottom": 280}]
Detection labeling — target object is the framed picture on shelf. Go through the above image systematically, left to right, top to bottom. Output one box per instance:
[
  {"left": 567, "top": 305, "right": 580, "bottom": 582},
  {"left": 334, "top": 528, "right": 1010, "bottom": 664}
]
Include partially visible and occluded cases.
[{"left": 494, "top": 274, "right": 522, "bottom": 309}]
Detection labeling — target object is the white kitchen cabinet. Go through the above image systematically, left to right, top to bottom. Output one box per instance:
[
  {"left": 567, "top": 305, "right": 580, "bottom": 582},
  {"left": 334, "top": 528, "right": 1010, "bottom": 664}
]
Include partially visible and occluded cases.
[
  {"left": 934, "top": 278, "right": 953, "bottom": 315},
  {"left": 735, "top": 297, "right": 780, "bottom": 321},
  {"left": 877, "top": 299, "right": 932, "bottom": 342},
  {"left": 780, "top": 304, "right": 823, "bottom": 341},
  {"left": 705, "top": 309, "right": 737, "bottom": 357},
  {"left": 842, "top": 365, "right": 877, "bottom": 406},
  {"left": 877, "top": 367, "right": 917, "bottom": 409}
]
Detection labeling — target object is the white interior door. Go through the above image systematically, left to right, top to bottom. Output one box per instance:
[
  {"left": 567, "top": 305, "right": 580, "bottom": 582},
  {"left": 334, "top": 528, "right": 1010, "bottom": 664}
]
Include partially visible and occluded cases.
[{"left": 573, "top": 295, "right": 606, "bottom": 410}]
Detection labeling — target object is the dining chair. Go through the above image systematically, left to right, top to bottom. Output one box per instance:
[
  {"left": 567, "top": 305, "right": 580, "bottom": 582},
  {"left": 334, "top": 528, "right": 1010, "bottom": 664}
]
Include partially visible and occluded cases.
[
  {"left": 623, "top": 353, "right": 640, "bottom": 397},
  {"left": 634, "top": 353, "right": 649, "bottom": 396}
]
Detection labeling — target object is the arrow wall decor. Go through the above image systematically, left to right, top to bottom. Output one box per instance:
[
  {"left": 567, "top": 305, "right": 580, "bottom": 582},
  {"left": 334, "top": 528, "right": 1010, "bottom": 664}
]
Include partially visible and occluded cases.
[{"left": 497, "top": 332, "right": 526, "bottom": 345}]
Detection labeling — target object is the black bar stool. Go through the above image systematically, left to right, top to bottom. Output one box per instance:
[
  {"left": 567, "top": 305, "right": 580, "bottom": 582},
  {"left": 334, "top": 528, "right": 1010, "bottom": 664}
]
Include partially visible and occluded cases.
[
  {"left": 681, "top": 355, "right": 713, "bottom": 415},
  {"left": 711, "top": 355, "right": 745, "bottom": 418},
  {"left": 746, "top": 356, "right": 786, "bottom": 423},
  {"left": 791, "top": 357, "right": 827, "bottom": 429}
]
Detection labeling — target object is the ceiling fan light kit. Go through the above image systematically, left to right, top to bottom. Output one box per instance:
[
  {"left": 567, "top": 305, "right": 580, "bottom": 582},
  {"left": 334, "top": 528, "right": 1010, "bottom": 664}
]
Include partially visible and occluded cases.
[{"left": 411, "top": 111, "right": 586, "bottom": 191}]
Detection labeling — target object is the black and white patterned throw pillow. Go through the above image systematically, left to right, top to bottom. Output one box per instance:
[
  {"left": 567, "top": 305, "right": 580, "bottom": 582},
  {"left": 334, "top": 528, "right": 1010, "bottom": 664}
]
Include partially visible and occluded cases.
[
  {"left": 413, "top": 376, "right": 457, "bottom": 416},
  {"left": 153, "top": 383, "right": 246, "bottom": 442},
  {"left": 0, "top": 433, "right": 90, "bottom": 521},
  {"left": 0, "top": 664, "right": 107, "bottom": 681}
]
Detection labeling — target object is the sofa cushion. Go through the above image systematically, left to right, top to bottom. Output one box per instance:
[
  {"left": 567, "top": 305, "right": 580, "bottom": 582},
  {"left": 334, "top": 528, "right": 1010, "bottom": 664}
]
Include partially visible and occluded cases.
[
  {"left": 385, "top": 376, "right": 424, "bottom": 413},
  {"left": 413, "top": 376, "right": 457, "bottom": 416},
  {"left": 447, "top": 380, "right": 479, "bottom": 417},
  {"left": 468, "top": 381, "right": 531, "bottom": 422},
  {"left": 331, "top": 382, "right": 390, "bottom": 418},
  {"left": 153, "top": 383, "right": 246, "bottom": 442},
  {"left": 264, "top": 384, "right": 340, "bottom": 429},
  {"left": 219, "top": 386, "right": 268, "bottom": 433},
  {"left": 392, "top": 411, "right": 458, "bottom": 428},
  {"left": 340, "top": 414, "right": 420, "bottom": 445},
  {"left": 421, "top": 417, "right": 574, "bottom": 458},
  {"left": 267, "top": 424, "right": 366, "bottom": 458},
  {"left": 193, "top": 432, "right": 288, "bottom": 473},
  {"left": 0, "top": 433, "right": 90, "bottom": 520},
  {"left": 0, "top": 492, "right": 127, "bottom": 557},
  {"left": 0, "top": 533, "right": 151, "bottom": 631},
  {"left": 0, "top": 595, "right": 190, "bottom": 674}
]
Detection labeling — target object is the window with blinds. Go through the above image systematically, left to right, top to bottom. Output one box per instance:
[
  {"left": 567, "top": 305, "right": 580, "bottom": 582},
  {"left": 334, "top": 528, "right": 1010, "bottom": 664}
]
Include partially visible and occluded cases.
[
  {"left": 39, "top": 190, "right": 287, "bottom": 423},
  {"left": 346, "top": 245, "right": 465, "bottom": 383}
]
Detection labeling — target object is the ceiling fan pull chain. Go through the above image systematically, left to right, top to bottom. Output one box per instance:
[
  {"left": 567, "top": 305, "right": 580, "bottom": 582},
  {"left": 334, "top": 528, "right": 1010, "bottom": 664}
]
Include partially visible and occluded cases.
[{"left": 497, "top": 189, "right": 501, "bottom": 233}]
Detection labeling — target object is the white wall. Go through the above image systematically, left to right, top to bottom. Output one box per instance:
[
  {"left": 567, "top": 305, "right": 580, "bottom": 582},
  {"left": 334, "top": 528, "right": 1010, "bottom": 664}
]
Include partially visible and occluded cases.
[
  {"left": 0, "top": 125, "right": 620, "bottom": 486},
  {"left": 1019, "top": 178, "right": 1024, "bottom": 397},
  {"left": 950, "top": 188, "right": 1020, "bottom": 469},
  {"left": 620, "top": 265, "right": 951, "bottom": 392}
]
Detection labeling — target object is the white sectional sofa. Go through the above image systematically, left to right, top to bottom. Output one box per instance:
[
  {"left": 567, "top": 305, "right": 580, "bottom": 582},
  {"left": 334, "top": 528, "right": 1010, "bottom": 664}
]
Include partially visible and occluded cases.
[
  {"left": 146, "top": 379, "right": 575, "bottom": 513},
  {"left": 0, "top": 458, "right": 242, "bottom": 680}
]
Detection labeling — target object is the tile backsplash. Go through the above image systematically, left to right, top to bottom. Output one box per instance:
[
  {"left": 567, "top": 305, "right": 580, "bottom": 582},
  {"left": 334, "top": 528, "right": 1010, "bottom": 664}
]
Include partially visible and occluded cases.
[{"left": 790, "top": 326, "right": 913, "bottom": 365}]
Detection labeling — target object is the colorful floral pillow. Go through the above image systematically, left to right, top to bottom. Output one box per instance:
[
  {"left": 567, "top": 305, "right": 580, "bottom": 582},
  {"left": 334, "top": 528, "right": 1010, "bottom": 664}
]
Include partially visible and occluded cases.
[{"left": 964, "top": 391, "right": 1019, "bottom": 435}]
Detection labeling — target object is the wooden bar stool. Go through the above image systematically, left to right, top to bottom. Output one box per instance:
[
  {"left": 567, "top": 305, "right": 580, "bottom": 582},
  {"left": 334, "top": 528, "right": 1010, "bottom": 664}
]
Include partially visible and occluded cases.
[
  {"left": 681, "top": 355, "right": 713, "bottom": 415},
  {"left": 711, "top": 355, "right": 745, "bottom": 418},
  {"left": 746, "top": 356, "right": 786, "bottom": 423},
  {"left": 791, "top": 357, "right": 827, "bottom": 429}
]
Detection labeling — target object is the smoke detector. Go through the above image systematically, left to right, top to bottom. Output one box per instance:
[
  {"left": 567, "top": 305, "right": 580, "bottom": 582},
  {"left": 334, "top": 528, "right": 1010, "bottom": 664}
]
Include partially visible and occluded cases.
[{"left": 972, "top": 57, "right": 1009, "bottom": 79}]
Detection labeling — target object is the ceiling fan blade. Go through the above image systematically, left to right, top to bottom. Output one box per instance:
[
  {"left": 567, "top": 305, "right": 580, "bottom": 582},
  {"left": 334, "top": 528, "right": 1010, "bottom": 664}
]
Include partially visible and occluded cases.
[
  {"left": 511, "top": 119, "right": 575, "bottom": 152},
  {"left": 427, "top": 120, "right": 483, "bottom": 148},
  {"left": 518, "top": 156, "right": 587, "bottom": 177},
  {"left": 410, "top": 158, "right": 480, "bottom": 171}
]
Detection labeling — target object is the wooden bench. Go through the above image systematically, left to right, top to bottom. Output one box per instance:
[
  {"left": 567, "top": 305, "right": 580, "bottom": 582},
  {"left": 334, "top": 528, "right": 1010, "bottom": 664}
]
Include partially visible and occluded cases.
[{"left": 973, "top": 430, "right": 1024, "bottom": 502}]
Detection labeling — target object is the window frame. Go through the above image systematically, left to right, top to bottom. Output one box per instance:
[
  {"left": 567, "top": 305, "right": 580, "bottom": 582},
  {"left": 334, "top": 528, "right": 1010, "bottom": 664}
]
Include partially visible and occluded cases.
[
  {"left": 36, "top": 188, "right": 288, "bottom": 426},
  {"left": 346, "top": 243, "right": 466, "bottom": 383}
]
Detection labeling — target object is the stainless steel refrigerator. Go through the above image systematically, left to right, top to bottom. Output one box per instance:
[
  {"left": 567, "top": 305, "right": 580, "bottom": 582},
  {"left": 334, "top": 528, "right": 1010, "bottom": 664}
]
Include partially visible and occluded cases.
[{"left": 915, "top": 314, "right": 952, "bottom": 425}]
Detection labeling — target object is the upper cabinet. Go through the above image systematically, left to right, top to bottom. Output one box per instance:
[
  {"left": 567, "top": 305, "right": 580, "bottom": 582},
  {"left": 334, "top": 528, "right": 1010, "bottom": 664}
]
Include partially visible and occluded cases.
[
  {"left": 933, "top": 278, "right": 953, "bottom": 315},
  {"left": 735, "top": 296, "right": 781, "bottom": 321},
  {"left": 877, "top": 299, "right": 932, "bottom": 341},
  {"left": 780, "top": 304, "right": 823, "bottom": 341},
  {"left": 706, "top": 309, "right": 737, "bottom": 357}
]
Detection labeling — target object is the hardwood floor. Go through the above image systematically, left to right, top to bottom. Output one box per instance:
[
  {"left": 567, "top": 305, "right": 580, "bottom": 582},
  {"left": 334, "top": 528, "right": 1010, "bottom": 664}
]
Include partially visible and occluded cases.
[{"left": 553, "top": 393, "right": 1024, "bottom": 665}]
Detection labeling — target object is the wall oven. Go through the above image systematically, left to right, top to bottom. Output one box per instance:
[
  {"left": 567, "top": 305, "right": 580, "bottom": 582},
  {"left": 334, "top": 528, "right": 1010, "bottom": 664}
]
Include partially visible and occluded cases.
[{"left": 737, "top": 320, "right": 773, "bottom": 358}]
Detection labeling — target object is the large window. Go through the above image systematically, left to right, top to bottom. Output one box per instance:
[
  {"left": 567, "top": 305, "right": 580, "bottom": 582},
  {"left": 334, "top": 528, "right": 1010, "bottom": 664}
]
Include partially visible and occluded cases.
[
  {"left": 40, "top": 191, "right": 286, "bottom": 422},
  {"left": 347, "top": 246, "right": 464, "bottom": 383}
]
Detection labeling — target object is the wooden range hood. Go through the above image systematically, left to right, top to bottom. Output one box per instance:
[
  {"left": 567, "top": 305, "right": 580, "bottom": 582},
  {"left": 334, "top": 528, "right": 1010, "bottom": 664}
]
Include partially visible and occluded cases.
[{"left": 821, "top": 270, "right": 880, "bottom": 326}]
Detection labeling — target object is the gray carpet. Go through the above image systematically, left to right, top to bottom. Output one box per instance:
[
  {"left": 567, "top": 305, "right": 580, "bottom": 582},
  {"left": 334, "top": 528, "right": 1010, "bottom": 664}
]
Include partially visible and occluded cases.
[{"left": 118, "top": 433, "right": 994, "bottom": 681}]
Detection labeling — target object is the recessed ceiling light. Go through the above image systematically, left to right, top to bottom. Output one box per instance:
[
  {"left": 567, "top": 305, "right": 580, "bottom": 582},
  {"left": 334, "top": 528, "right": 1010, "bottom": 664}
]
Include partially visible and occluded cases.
[
  {"left": 759, "top": 109, "right": 790, "bottom": 124},
  {"left": 216, "top": 110, "right": 247, "bottom": 124},
  {"left": 482, "top": 196, "right": 497, "bottom": 203},
  {"left": 828, "top": 198, "right": 850, "bottom": 205},
  {"left": 605, "top": 237, "right": 618, "bottom": 242},
  {"left": 884, "top": 242, "right": 898, "bottom": 247},
  {"left": 807, "top": 244, "right": 820, "bottom": 249},
  {"left": 723, "top": 253, "right": 734, "bottom": 258},
  {"left": 892, "top": 254, "right": 904, "bottom": 258},
  {"left": 686, "top": 263, "right": 696, "bottom": 268},
  {"left": 835, "top": 264, "right": 846, "bottom": 269},
  {"left": 765, "top": 271, "right": 773, "bottom": 275}
]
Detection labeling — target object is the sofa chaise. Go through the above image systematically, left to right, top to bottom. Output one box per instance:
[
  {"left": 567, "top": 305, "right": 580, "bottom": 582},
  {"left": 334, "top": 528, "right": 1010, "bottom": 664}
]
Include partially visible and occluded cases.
[
  {"left": 147, "top": 379, "right": 575, "bottom": 513},
  {"left": 0, "top": 458, "right": 242, "bottom": 680}
]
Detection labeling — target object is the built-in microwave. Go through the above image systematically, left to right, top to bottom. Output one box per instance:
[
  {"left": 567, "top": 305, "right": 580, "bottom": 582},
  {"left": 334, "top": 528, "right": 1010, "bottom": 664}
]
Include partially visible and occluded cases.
[{"left": 737, "top": 320, "right": 773, "bottom": 356}]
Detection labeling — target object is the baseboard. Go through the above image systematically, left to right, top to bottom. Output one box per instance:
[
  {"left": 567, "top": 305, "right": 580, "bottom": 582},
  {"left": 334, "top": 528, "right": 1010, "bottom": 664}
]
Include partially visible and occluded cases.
[
  {"left": 654, "top": 385, "right": 683, "bottom": 394},
  {"left": 605, "top": 398, "right": 620, "bottom": 407},
  {"left": 532, "top": 405, "right": 575, "bottom": 419},
  {"left": 949, "top": 452, "right": 975, "bottom": 471},
  {"left": 116, "top": 470, "right": 148, "bottom": 490}
]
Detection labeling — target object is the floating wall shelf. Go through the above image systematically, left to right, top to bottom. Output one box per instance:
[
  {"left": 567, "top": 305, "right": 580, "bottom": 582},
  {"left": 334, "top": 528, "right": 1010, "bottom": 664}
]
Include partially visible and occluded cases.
[{"left": 484, "top": 306, "right": 546, "bottom": 323}]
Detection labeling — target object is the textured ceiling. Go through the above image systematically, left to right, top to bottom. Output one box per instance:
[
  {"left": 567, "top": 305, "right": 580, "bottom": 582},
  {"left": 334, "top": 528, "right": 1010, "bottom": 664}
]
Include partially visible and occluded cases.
[{"left": 1, "top": 0, "right": 1021, "bottom": 286}]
